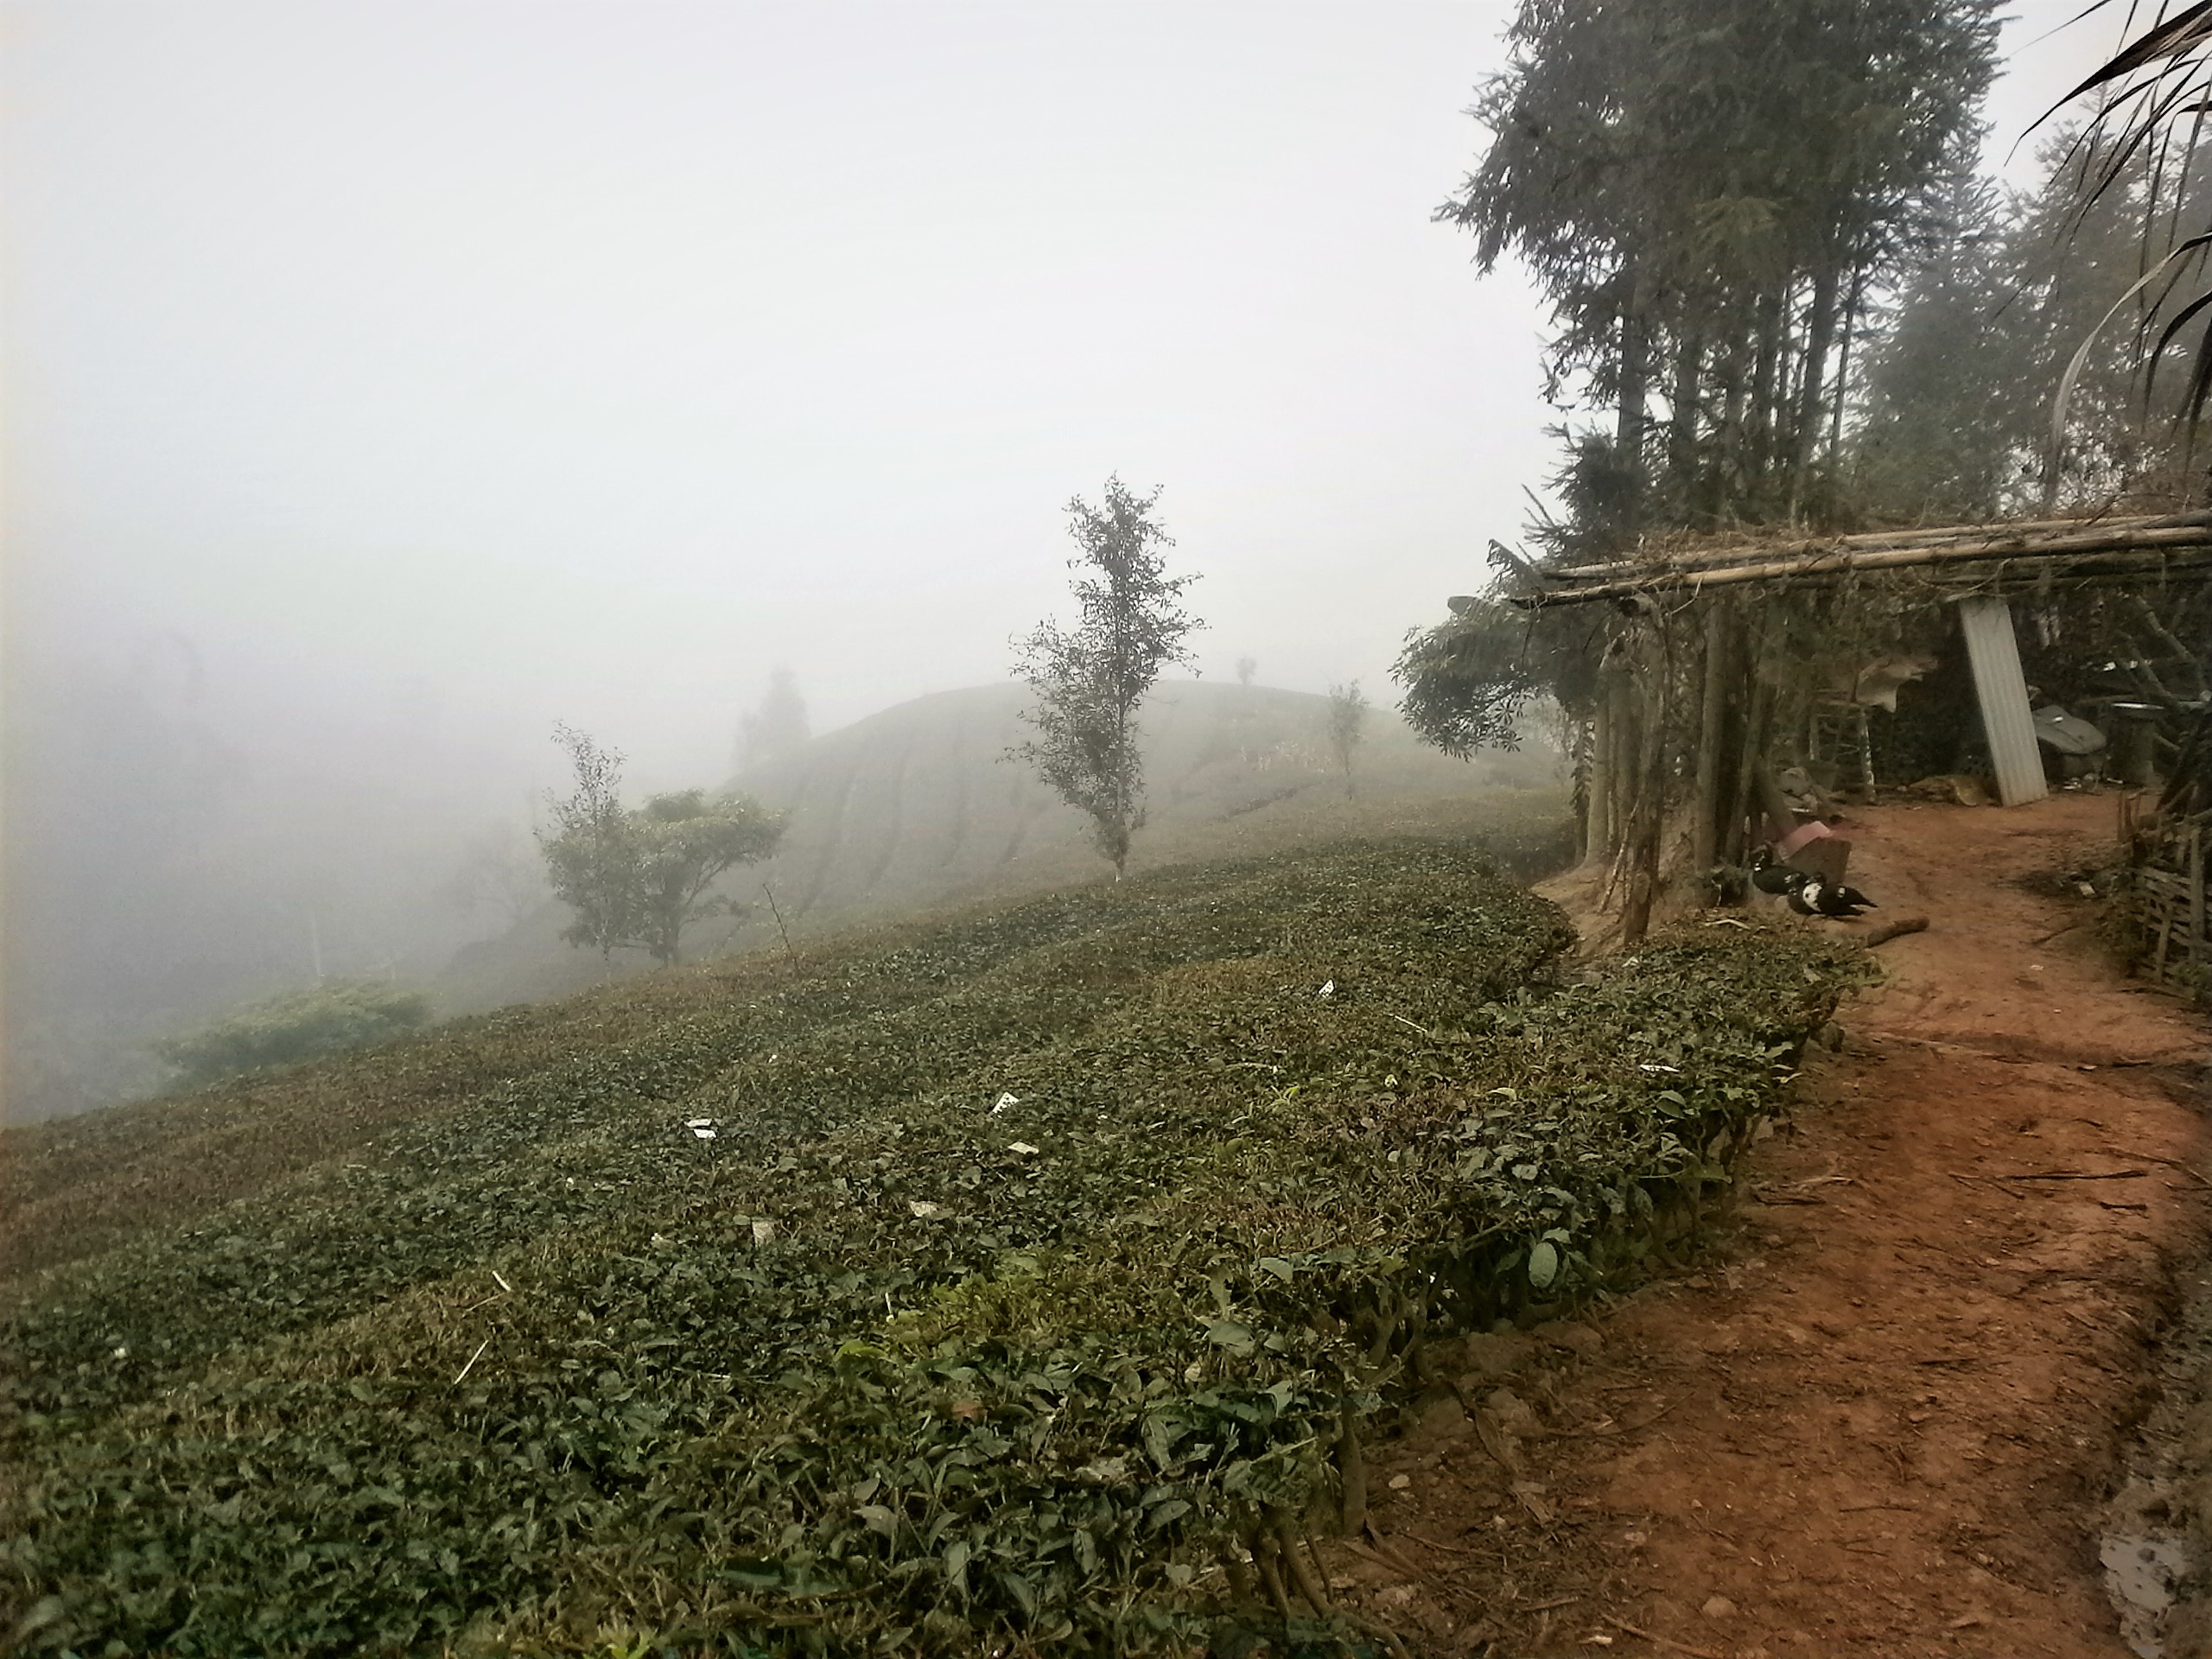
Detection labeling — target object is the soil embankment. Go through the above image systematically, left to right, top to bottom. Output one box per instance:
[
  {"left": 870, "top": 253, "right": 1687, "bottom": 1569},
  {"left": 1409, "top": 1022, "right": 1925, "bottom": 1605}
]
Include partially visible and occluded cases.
[{"left": 1336, "top": 793, "right": 2210, "bottom": 1657}]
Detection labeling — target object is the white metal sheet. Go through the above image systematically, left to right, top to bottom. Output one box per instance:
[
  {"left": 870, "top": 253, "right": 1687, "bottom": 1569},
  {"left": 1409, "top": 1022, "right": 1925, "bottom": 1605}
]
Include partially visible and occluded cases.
[{"left": 1956, "top": 595, "right": 2047, "bottom": 807}]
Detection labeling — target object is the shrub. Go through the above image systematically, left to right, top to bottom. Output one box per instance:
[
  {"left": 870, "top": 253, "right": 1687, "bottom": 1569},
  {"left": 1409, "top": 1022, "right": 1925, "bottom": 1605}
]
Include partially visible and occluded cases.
[{"left": 154, "top": 982, "right": 432, "bottom": 1090}]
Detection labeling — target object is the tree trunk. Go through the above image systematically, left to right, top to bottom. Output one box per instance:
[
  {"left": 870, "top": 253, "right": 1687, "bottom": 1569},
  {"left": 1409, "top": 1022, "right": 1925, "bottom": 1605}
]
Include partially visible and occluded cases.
[
  {"left": 1828, "top": 263, "right": 1867, "bottom": 462},
  {"left": 1789, "top": 264, "right": 1843, "bottom": 518},
  {"left": 1616, "top": 269, "right": 1649, "bottom": 538},
  {"left": 1747, "top": 291, "right": 1783, "bottom": 503},
  {"left": 1667, "top": 326, "right": 1703, "bottom": 521},
  {"left": 1715, "top": 333, "right": 1749, "bottom": 523},
  {"left": 1690, "top": 605, "right": 1727, "bottom": 874},
  {"left": 1711, "top": 613, "right": 1749, "bottom": 868},
  {"left": 1619, "top": 658, "right": 1668, "bottom": 947},
  {"left": 1730, "top": 662, "right": 1775, "bottom": 864},
  {"left": 1606, "top": 669, "right": 1633, "bottom": 864},
  {"left": 1587, "top": 679, "right": 1615, "bottom": 861},
  {"left": 1578, "top": 710, "right": 1604, "bottom": 861}
]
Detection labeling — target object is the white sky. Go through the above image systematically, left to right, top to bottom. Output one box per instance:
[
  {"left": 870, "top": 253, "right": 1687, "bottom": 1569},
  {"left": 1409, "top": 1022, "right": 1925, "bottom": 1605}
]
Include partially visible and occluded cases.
[{"left": 3, "top": 0, "right": 2116, "bottom": 799}]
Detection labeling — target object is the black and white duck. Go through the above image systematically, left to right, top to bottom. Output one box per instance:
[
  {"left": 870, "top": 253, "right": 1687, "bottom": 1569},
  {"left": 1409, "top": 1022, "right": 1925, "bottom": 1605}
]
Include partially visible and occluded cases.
[
  {"left": 1750, "top": 847, "right": 1806, "bottom": 897},
  {"left": 1794, "top": 877, "right": 1878, "bottom": 920}
]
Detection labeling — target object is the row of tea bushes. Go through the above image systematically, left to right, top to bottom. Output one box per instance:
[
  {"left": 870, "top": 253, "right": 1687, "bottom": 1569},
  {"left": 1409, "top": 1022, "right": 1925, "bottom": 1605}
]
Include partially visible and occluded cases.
[{"left": 3, "top": 843, "right": 1858, "bottom": 1656}]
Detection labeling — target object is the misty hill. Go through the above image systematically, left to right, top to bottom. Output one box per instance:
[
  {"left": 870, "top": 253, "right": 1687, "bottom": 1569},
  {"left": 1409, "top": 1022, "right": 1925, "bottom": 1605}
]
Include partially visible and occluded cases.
[{"left": 440, "top": 679, "right": 1565, "bottom": 1011}]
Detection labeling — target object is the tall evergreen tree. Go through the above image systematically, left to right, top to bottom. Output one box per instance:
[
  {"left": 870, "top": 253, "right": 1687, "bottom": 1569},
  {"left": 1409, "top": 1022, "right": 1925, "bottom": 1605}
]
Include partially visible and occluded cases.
[
  {"left": 1439, "top": 0, "right": 2000, "bottom": 543},
  {"left": 1853, "top": 132, "right": 2212, "bottom": 520}
]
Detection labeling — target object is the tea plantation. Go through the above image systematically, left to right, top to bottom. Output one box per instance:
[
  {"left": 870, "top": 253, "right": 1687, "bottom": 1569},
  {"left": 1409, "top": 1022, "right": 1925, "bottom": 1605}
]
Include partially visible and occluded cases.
[{"left": 1, "top": 841, "right": 1861, "bottom": 1657}]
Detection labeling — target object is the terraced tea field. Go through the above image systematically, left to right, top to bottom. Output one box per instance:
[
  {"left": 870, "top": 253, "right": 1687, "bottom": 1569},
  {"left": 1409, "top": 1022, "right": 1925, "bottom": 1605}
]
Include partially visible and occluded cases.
[
  {"left": 439, "top": 680, "right": 1570, "bottom": 1014},
  {"left": 1, "top": 841, "right": 1860, "bottom": 1656}
]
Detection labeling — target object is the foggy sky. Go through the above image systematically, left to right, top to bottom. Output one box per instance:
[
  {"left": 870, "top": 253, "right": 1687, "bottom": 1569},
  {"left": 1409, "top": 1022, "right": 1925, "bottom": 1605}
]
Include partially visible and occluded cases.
[
  {"left": 0, "top": 0, "right": 2113, "bottom": 1114},
  {"left": 8, "top": 0, "right": 2095, "bottom": 786}
]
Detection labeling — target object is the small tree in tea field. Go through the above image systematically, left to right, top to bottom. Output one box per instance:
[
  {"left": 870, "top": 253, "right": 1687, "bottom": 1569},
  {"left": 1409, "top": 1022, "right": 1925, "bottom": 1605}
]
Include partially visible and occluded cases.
[
  {"left": 1012, "top": 476, "right": 1202, "bottom": 878},
  {"left": 1326, "top": 680, "right": 1369, "bottom": 798},
  {"left": 539, "top": 724, "right": 785, "bottom": 964},
  {"left": 539, "top": 724, "right": 632, "bottom": 961},
  {"left": 626, "top": 788, "right": 785, "bottom": 963}
]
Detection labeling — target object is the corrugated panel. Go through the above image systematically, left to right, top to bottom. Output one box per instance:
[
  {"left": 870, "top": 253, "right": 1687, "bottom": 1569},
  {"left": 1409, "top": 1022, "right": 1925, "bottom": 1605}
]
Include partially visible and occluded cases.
[{"left": 1956, "top": 595, "right": 2048, "bottom": 807}]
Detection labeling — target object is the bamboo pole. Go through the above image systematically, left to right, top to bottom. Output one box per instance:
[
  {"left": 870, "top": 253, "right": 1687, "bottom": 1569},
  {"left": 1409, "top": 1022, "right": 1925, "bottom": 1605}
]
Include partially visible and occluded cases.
[
  {"left": 1545, "top": 509, "right": 2212, "bottom": 582},
  {"left": 1514, "top": 532, "right": 2212, "bottom": 607}
]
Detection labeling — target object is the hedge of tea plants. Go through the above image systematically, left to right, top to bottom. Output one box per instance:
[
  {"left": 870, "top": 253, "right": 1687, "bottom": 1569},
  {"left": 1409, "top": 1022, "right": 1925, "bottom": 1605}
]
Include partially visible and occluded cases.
[{"left": 0, "top": 841, "right": 1860, "bottom": 1657}]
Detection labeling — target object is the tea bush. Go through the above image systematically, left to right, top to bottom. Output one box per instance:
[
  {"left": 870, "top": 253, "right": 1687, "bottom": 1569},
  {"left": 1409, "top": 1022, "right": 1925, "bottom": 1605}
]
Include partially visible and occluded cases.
[
  {"left": 2, "top": 842, "right": 1859, "bottom": 1657},
  {"left": 154, "top": 981, "right": 433, "bottom": 1091}
]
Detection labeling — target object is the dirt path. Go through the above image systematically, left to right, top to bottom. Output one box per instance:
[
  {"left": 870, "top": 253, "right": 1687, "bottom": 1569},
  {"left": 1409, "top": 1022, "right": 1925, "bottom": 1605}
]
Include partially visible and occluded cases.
[{"left": 1333, "top": 794, "right": 2210, "bottom": 1658}]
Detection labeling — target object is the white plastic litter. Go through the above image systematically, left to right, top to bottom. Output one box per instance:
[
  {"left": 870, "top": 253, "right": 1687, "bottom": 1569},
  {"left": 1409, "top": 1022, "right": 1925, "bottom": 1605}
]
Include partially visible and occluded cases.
[
  {"left": 1318, "top": 980, "right": 1335, "bottom": 998},
  {"left": 1637, "top": 1064, "right": 1681, "bottom": 1075},
  {"left": 991, "top": 1092, "right": 1020, "bottom": 1114},
  {"left": 691, "top": 1127, "right": 717, "bottom": 1140},
  {"left": 1008, "top": 1142, "right": 1040, "bottom": 1156},
  {"left": 909, "top": 1200, "right": 945, "bottom": 1219},
  {"left": 752, "top": 1219, "right": 777, "bottom": 1245}
]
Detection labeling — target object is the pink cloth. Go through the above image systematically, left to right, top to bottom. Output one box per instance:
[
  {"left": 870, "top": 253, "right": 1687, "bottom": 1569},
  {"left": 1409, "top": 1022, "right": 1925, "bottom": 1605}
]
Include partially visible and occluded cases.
[{"left": 1775, "top": 820, "right": 1834, "bottom": 859}]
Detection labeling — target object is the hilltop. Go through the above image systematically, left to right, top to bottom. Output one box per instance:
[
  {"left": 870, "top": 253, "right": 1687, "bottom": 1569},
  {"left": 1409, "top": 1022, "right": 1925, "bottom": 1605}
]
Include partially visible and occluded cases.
[{"left": 441, "top": 679, "right": 1567, "bottom": 1011}]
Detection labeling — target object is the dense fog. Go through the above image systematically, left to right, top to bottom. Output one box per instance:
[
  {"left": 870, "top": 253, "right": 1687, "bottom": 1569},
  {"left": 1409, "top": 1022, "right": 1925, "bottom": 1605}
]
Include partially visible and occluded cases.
[{"left": 3, "top": 1, "right": 2089, "bottom": 1121}]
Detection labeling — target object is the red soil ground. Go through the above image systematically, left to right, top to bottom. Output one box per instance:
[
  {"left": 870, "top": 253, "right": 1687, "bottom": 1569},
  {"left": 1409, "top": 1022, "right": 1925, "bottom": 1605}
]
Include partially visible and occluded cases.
[{"left": 1327, "top": 793, "right": 2210, "bottom": 1658}]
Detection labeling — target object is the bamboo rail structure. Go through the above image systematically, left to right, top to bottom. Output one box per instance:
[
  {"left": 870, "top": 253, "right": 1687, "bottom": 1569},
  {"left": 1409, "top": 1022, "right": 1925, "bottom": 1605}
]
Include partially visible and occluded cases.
[{"left": 1510, "top": 512, "right": 2212, "bottom": 607}]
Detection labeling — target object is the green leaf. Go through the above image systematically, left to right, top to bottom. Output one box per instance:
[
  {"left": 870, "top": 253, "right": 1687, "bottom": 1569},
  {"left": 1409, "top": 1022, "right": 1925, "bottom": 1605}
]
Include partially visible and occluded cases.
[
  {"left": 1528, "top": 1240, "right": 1560, "bottom": 1290},
  {"left": 1205, "top": 1320, "right": 1256, "bottom": 1357},
  {"left": 856, "top": 1504, "right": 897, "bottom": 1536}
]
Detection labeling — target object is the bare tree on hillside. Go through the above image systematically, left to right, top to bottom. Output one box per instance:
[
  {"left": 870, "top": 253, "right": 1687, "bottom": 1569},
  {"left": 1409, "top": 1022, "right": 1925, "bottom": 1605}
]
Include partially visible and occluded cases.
[
  {"left": 1011, "top": 477, "right": 1203, "bottom": 879},
  {"left": 1326, "top": 681, "right": 1369, "bottom": 798},
  {"left": 539, "top": 724, "right": 633, "bottom": 962}
]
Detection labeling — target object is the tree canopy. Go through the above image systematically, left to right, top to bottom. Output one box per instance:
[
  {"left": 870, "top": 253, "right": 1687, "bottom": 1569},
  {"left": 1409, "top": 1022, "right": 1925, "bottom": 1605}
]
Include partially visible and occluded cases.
[
  {"left": 1440, "top": 0, "right": 1999, "bottom": 543},
  {"left": 539, "top": 727, "right": 785, "bottom": 965}
]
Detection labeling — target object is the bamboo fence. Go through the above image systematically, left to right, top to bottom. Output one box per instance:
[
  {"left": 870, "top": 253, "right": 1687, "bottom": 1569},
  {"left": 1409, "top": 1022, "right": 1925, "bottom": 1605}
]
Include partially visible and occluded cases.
[{"left": 2133, "top": 809, "right": 2208, "bottom": 1000}]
